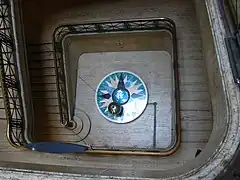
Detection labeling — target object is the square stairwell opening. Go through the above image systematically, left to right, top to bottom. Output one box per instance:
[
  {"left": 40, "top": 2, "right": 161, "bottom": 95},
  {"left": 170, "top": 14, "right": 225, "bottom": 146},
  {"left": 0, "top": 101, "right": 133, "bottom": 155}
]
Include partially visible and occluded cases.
[{"left": 51, "top": 22, "right": 180, "bottom": 154}]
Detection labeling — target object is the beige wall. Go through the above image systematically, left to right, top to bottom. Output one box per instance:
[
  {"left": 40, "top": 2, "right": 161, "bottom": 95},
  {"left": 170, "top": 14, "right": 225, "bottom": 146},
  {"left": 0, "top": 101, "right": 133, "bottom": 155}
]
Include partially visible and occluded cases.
[
  {"left": 194, "top": 0, "right": 228, "bottom": 162},
  {"left": 195, "top": 0, "right": 227, "bottom": 131}
]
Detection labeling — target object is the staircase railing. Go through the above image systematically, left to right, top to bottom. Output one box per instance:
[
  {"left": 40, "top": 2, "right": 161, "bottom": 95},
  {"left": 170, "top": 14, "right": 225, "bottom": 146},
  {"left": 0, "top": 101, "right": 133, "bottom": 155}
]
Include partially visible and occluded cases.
[{"left": 0, "top": 0, "right": 25, "bottom": 147}]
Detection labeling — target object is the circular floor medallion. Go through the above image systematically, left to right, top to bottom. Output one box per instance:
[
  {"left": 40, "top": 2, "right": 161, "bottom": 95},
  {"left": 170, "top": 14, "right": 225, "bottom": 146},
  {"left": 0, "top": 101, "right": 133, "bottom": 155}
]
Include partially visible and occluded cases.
[{"left": 96, "top": 71, "right": 148, "bottom": 123}]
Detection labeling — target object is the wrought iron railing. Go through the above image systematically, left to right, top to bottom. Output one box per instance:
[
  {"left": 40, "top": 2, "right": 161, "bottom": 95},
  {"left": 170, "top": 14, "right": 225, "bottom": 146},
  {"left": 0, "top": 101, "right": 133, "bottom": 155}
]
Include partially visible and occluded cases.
[
  {"left": 0, "top": 0, "right": 25, "bottom": 147},
  {"left": 220, "top": 0, "right": 240, "bottom": 87},
  {"left": 229, "top": 0, "right": 240, "bottom": 27}
]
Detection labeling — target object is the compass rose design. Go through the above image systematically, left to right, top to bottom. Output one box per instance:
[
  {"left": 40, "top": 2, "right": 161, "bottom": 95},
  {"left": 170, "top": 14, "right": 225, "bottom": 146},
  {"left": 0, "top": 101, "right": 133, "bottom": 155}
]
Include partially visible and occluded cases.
[{"left": 96, "top": 71, "right": 148, "bottom": 123}]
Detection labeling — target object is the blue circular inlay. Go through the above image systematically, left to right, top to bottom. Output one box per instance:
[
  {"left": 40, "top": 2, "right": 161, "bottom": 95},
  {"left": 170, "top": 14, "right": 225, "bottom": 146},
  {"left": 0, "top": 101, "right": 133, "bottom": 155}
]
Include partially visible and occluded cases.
[
  {"left": 95, "top": 71, "right": 148, "bottom": 123},
  {"left": 112, "top": 88, "right": 129, "bottom": 105}
]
